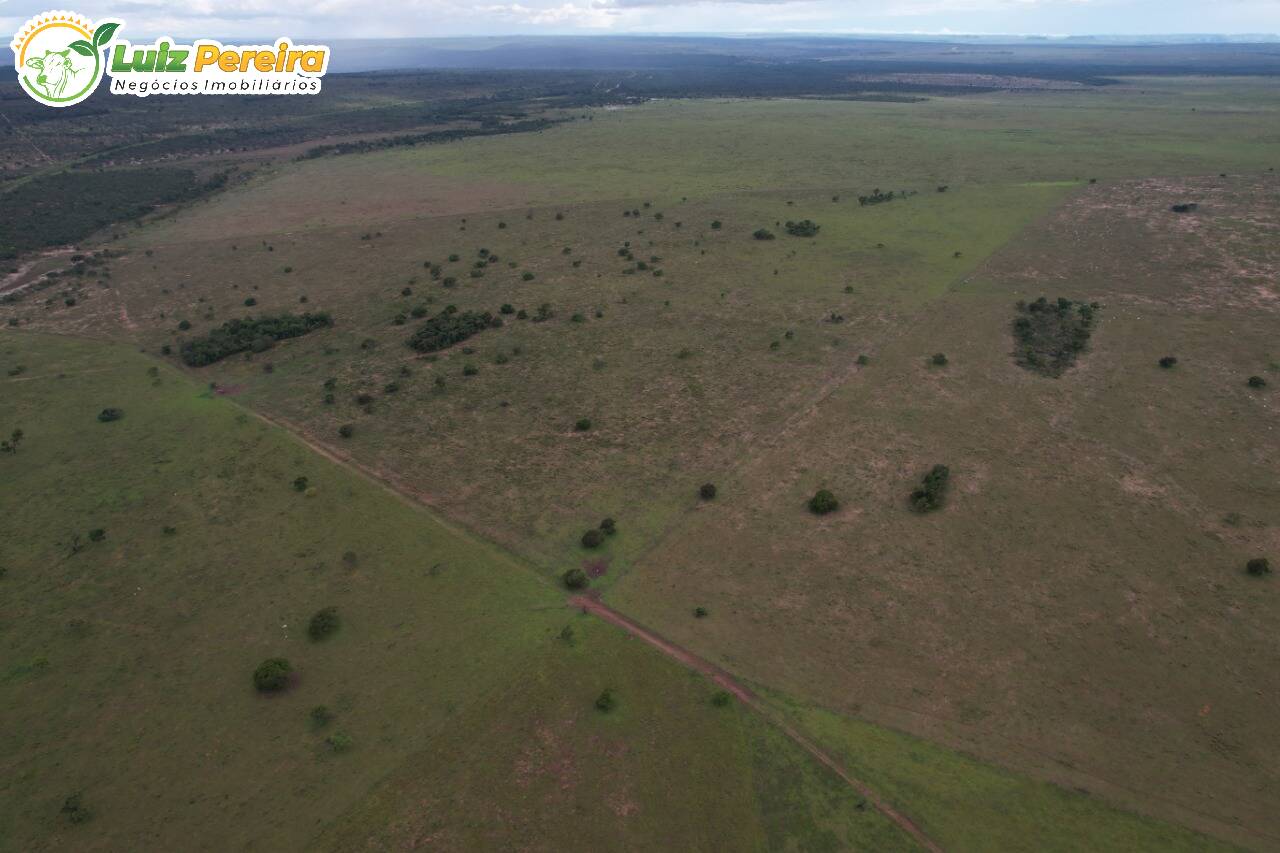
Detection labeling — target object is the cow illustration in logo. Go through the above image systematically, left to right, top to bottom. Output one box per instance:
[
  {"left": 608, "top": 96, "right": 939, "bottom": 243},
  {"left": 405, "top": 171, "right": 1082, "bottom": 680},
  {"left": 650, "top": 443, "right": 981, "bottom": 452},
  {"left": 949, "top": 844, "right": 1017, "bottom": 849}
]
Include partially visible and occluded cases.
[{"left": 10, "top": 11, "right": 119, "bottom": 107}]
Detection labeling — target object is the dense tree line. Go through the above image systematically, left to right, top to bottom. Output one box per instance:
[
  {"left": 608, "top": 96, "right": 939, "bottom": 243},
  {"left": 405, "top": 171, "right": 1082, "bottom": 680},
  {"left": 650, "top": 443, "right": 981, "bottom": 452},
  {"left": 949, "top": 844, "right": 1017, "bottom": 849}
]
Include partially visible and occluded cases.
[
  {"left": 300, "top": 118, "right": 565, "bottom": 159},
  {"left": 406, "top": 308, "right": 502, "bottom": 353},
  {"left": 180, "top": 313, "right": 333, "bottom": 366}
]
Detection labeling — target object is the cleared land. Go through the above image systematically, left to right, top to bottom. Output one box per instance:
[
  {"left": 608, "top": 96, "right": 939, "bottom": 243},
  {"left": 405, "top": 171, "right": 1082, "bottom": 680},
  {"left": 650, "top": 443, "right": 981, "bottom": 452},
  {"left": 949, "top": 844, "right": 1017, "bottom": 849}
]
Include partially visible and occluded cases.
[{"left": 2, "top": 76, "right": 1277, "bottom": 849}]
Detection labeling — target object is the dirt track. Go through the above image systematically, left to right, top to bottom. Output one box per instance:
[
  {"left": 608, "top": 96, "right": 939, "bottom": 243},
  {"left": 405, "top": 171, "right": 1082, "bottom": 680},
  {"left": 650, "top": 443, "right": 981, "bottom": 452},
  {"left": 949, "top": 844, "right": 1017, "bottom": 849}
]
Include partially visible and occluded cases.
[{"left": 569, "top": 594, "right": 943, "bottom": 853}]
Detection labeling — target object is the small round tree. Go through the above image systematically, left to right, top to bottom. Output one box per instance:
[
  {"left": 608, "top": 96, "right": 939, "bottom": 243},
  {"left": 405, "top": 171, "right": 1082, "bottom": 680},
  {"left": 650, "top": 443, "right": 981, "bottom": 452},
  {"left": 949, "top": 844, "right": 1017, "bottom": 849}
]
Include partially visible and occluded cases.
[
  {"left": 930, "top": 353, "right": 948, "bottom": 366},
  {"left": 1158, "top": 356, "right": 1178, "bottom": 369},
  {"left": 1247, "top": 375, "right": 1267, "bottom": 389},
  {"left": 575, "top": 418, "right": 592, "bottom": 431},
  {"left": 699, "top": 483, "right": 717, "bottom": 500},
  {"left": 809, "top": 489, "right": 839, "bottom": 515},
  {"left": 599, "top": 517, "right": 617, "bottom": 536},
  {"left": 581, "top": 528, "right": 604, "bottom": 549},
  {"left": 1246, "top": 557, "right": 1271, "bottom": 576},
  {"left": 563, "top": 567, "right": 588, "bottom": 590},
  {"left": 308, "top": 606, "right": 340, "bottom": 640},
  {"left": 253, "top": 658, "right": 293, "bottom": 692},
  {"left": 595, "top": 688, "right": 617, "bottom": 712}
]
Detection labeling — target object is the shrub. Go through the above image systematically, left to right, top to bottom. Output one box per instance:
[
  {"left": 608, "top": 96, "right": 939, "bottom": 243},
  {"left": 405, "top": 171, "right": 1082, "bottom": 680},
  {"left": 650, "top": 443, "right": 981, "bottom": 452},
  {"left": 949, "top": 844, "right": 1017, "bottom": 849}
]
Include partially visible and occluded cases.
[
  {"left": 784, "top": 219, "right": 820, "bottom": 237},
  {"left": 711, "top": 220, "right": 722, "bottom": 229},
  {"left": 752, "top": 229, "right": 775, "bottom": 241},
  {"left": 522, "top": 271, "right": 535, "bottom": 281},
  {"left": 243, "top": 297, "right": 257, "bottom": 307},
  {"left": 500, "top": 303, "right": 514, "bottom": 314},
  {"left": 406, "top": 309, "right": 501, "bottom": 354},
  {"left": 180, "top": 313, "right": 333, "bottom": 367},
  {"left": 177, "top": 319, "right": 191, "bottom": 331},
  {"left": 930, "top": 353, "right": 948, "bottom": 366},
  {"left": 856, "top": 354, "right": 870, "bottom": 366},
  {"left": 1159, "top": 356, "right": 1178, "bottom": 369},
  {"left": 462, "top": 364, "right": 478, "bottom": 376},
  {"left": 1247, "top": 375, "right": 1267, "bottom": 389},
  {"left": 97, "top": 408, "right": 124, "bottom": 422},
  {"left": 575, "top": 417, "right": 592, "bottom": 431},
  {"left": 337, "top": 424, "right": 354, "bottom": 439},
  {"left": 910, "top": 464, "right": 950, "bottom": 513},
  {"left": 292, "top": 476, "right": 309, "bottom": 492},
  {"left": 699, "top": 483, "right": 717, "bottom": 500},
  {"left": 808, "top": 489, "right": 838, "bottom": 515},
  {"left": 600, "top": 517, "right": 617, "bottom": 536},
  {"left": 87, "top": 528, "right": 106, "bottom": 542},
  {"left": 581, "top": 528, "right": 604, "bottom": 549},
  {"left": 1246, "top": 558, "right": 1271, "bottom": 576},
  {"left": 563, "top": 567, "right": 588, "bottom": 589},
  {"left": 308, "top": 606, "right": 341, "bottom": 640},
  {"left": 694, "top": 606, "right": 709, "bottom": 618},
  {"left": 253, "top": 657, "right": 293, "bottom": 692},
  {"left": 595, "top": 688, "right": 617, "bottom": 712},
  {"left": 711, "top": 691, "right": 731, "bottom": 707},
  {"left": 309, "top": 705, "right": 333, "bottom": 728},
  {"left": 326, "top": 731, "right": 354, "bottom": 752},
  {"left": 61, "top": 794, "right": 92, "bottom": 825}
]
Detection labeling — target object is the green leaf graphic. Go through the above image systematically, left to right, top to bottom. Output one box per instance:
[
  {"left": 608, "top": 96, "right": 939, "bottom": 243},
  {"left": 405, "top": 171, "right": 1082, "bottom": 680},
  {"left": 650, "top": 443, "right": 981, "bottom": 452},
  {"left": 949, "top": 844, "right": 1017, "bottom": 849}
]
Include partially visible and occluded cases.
[
  {"left": 92, "top": 22, "right": 119, "bottom": 47},
  {"left": 68, "top": 39, "right": 94, "bottom": 57}
]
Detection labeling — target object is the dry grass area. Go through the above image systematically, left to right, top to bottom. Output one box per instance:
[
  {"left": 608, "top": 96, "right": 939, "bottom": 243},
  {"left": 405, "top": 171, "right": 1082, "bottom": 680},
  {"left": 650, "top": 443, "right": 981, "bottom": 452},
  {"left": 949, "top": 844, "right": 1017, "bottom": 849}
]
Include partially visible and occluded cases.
[{"left": 611, "top": 174, "right": 1280, "bottom": 847}]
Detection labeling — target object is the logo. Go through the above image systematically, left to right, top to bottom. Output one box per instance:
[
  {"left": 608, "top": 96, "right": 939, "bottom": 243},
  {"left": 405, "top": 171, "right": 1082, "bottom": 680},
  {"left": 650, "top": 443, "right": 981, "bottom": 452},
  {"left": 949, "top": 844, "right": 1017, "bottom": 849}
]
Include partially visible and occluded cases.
[
  {"left": 11, "top": 10, "right": 330, "bottom": 107},
  {"left": 11, "top": 11, "right": 116, "bottom": 106}
]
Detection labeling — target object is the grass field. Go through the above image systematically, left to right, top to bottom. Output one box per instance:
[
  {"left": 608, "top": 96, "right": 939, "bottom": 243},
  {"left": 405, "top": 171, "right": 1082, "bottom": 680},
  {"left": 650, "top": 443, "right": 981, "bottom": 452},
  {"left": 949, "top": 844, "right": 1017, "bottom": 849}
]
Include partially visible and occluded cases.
[{"left": 2, "top": 75, "right": 1277, "bottom": 849}]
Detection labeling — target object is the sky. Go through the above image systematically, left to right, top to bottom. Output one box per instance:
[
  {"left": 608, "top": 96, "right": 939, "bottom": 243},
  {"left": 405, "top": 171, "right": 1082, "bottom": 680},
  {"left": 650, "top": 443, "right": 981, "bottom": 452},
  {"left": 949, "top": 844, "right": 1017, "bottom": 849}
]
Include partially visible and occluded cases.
[{"left": 2, "top": 0, "right": 1277, "bottom": 40}]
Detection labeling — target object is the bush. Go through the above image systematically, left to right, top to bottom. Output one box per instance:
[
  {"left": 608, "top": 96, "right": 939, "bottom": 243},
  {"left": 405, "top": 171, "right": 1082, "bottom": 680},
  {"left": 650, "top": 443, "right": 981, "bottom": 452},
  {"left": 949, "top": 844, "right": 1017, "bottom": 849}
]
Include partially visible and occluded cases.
[
  {"left": 784, "top": 219, "right": 820, "bottom": 237},
  {"left": 752, "top": 228, "right": 775, "bottom": 241},
  {"left": 522, "top": 271, "right": 535, "bottom": 281},
  {"left": 243, "top": 297, "right": 257, "bottom": 307},
  {"left": 500, "top": 303, "right": 514, "bottom": 314},
  {"left": 406, "top": 309, "right": 501, "bottom": 354},
  {"left": 180, "top": 313, "right": 333, "bottom": 367},
  {"left": 177, "top": 319, "right": 191, "bottom": 331},
  {"left": 930, "top": 353, "right": 948, "bottom": 366},
  {"left": 856, "top": 354, "right": 870, "bottom": 366},
  {"left": 1159, "top": 356, "right": 1178, "bottom": 369},
  {"left": 462, "top": 364, "right": 478, "bottom": 377},
  {"left": 1247, "top": 375, "right": 1267, "bottom": 389},
  {"left": 97, "top": 408, "right": 124, "bottom": 422},
  {"left": 575, "top": 417, "right": 592, "bottom": 431},
  {"left": 337, "top": 424, "right": 354, "bottom": 439},
  {"left": 910, "top": 464, "right": 950, "bottom": 513},
  {"left": 292, "top": 476, "right": 309, "bottom": 492},
  {"left": 699, "top": 483, "right": 717, "bottom": 500},
  {"left": 808, "top": 489, "right": 838, "bottom": 515},
  {"left": 600, "top": 517, "right": 617, "bottom": 536},
  {"left": 87, "top": 528, "right": 106, "bottom": 542},
  {"left": 581, "top": 528, "right": 605, "bottom": 549},
  {"left": 1246, "top": 558, "right": 1271, "bottom": 576},
  {"left": 563, "top": 567, "right": 588, "bottom": 589},
  {"left": 308, "top": 606, "right": 341, "bottom": 640},
  {"left": 694, "top": 606, "right": 709, "bottom": 618},
  {"left": 253, "top": 657, "right": 293, "bottom": 692},
  {"left": 595, "top": 688, "right": 617, "bottom": 712},
  {"left": 711, "top": 691, "right": 732, "bottom": 707},
  {"left": 309, "top": 705, "right": 333, "bottom": 728},
  {"left": 326, "top": 731, "right": 354, "bottom": 753},
  {"left": 61, "top": 793, "right": 92, "bottom": 825}
]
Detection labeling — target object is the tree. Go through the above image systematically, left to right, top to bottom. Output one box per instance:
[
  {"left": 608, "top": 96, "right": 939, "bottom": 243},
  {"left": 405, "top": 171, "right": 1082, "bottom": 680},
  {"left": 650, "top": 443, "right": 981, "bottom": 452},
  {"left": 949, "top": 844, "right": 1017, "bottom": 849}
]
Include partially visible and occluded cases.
[
  {"left": 753, "top": 228, "right": 775, "bottom": 241},
  {"left": 930, "top": 353, "right": 948, "bottom": 366},
  {"left": 1159, "top": 356, "right": 1178, "bottom": 368},
  {"left": 1247, "top": 375, "right": 1267, "bottom": 389},
  {"left": 97, "top": 408, "right": 124, "bottom": 422},
  {"left": 575, "top": 417, "right": 592, "bottom": 431},
  {"left": 338, "top": 424, "right": 354, "bottom": 439},
  {"left": 0, "top": 428, "right": 22, "bottom": 454},
  {"left": 910, "top": 464, "right": 950, "bottom": 513},
  {"left": 292, "top": 476, "right": 309, "bottom": 492},
  {"left": 699, "top": 483, "right": 717, "bottom": 500},
  {"left": 809, "top": 489, "right": 838, "bottom": 515},
  {"left": 600, "top": 517, "right": 617, "bottom": 536},
  {"left": 88, "top": 528, "right": 106, "bottom": 542},
  {"left": 581, "top": 528, "right": 604, "bottom": 549},
  {"left": 1246, "top": 558, "right": 1271, "bottom": 576},
  {"left": 563, "top": 567, "right": 588, "bottom": 589},
  {"left": 308, "top": 606, "right": 341, "bottom": 640},
  {"left": 253, "top": 658, "right": 293, "bottom": 692},
  {"left": 595, "top": 688, "right": 617, "bottom": 712}
]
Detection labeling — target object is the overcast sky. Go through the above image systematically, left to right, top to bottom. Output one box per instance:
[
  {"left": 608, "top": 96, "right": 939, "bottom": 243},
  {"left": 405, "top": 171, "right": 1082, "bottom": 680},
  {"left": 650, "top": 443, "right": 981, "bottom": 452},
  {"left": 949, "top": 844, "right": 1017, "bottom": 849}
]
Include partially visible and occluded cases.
[{"left": 3, "top": 0, "right": 1277, "bottom": 40}]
